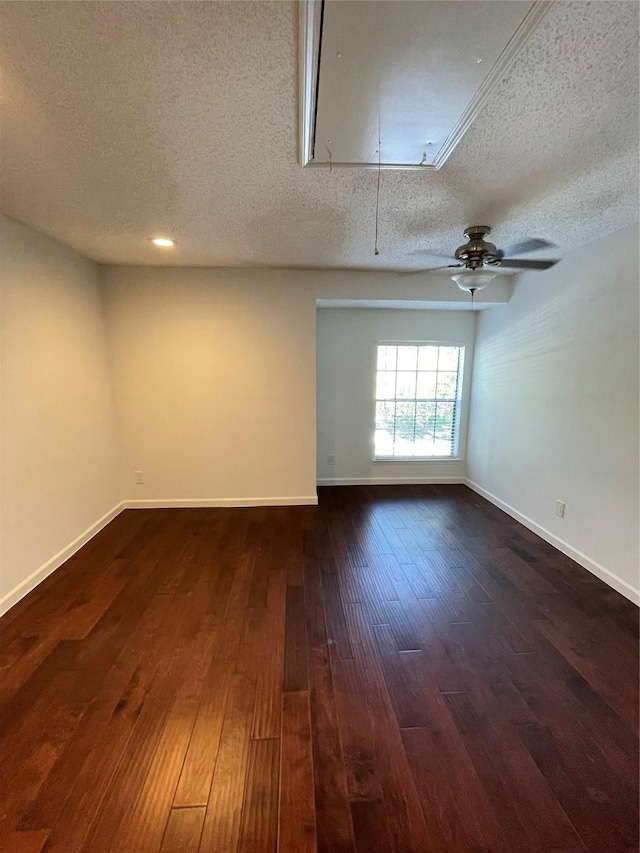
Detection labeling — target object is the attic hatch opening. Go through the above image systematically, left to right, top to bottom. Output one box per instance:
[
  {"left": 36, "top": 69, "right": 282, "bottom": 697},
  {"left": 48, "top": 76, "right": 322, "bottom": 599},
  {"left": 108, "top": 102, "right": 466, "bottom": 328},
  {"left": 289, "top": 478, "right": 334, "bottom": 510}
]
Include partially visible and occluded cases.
[{"left": 299, "top": 0, "right": 550, "bottom": 170}]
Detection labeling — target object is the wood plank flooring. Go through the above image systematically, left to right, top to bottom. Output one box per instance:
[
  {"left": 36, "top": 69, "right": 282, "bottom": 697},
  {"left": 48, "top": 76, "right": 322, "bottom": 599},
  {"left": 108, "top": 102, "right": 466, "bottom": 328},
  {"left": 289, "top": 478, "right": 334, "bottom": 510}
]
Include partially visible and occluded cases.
[{"left": 0, "top": 485, "right": 637, "bottom": 853}]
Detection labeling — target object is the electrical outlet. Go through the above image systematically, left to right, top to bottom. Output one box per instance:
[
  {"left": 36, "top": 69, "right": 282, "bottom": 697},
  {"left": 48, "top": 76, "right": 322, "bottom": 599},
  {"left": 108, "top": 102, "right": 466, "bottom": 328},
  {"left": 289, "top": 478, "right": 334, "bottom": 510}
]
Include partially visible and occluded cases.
[
  {"left": 328, "top": 454, "right": 336, "bottom": 466},
  {"left": 134, "top": 471, "right": 144, "bottom": 485},
  {"left": 555, "top": 500, "right": 565, "bottom": 518}
]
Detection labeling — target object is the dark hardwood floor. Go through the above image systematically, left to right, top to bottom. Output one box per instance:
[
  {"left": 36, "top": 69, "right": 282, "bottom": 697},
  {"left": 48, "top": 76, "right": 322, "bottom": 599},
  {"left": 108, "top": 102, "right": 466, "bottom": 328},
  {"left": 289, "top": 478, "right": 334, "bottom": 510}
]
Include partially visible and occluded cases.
[{"left": 0, "top": 485, "right": 637, "bottom": 853}]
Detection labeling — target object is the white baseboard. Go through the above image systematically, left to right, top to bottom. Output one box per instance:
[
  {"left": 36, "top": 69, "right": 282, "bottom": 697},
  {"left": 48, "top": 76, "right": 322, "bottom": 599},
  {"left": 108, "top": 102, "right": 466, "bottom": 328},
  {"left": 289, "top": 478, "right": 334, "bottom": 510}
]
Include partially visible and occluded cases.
[
  {"left": 317, "top": 476, "right": 466, "bottom": 486},
  {"left": 465, "top": 479, "right": 639, "bottom": 606},
  {"left": 3, "top": 484, "right": 636, "bottom": 619},
  {"left": 0, "top": 495, "right": 318, "bottom": 618},
  {"left": 124, "top": 495, "right": 319, "bottom": 509},
  {"left": 0, "top": 501, "right": 126, "bottom": 618}
]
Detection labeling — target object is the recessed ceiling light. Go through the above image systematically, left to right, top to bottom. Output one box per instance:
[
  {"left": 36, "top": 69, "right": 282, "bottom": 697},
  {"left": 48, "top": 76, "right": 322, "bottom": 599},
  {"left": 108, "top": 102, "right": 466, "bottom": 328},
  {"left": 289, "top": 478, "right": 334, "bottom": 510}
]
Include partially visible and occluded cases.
[{"left": 151, "top": 237, "right": 175, "bottom": 247}]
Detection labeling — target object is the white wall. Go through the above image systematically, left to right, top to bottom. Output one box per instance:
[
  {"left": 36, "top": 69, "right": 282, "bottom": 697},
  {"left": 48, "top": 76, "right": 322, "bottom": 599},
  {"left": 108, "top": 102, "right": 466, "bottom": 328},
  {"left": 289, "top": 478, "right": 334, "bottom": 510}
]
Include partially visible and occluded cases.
[
  {"left": 1, "top": 216, "right": 121, "bottom": 614},
  {"left": 4, "top": 220, "right": 636, "bottom": 611},
  {"left": 467, "top": 224, "right": 639, "bottom": 602},
  {"left": 103, "top": 267, "right": 319, "bottom": 505},
  {"left": 103, "top": 268, "right": 497, "bottom": 506},
  {"left": 316, "top": 308, "right": 476, "bottom": 484}
]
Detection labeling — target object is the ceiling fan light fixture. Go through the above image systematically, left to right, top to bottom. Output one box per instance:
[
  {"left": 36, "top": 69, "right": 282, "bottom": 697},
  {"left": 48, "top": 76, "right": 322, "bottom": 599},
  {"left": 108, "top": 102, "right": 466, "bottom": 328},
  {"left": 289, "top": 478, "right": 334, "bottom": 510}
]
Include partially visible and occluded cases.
[{"left": 452, "top": 270, "right": 496, "bottom": 292}]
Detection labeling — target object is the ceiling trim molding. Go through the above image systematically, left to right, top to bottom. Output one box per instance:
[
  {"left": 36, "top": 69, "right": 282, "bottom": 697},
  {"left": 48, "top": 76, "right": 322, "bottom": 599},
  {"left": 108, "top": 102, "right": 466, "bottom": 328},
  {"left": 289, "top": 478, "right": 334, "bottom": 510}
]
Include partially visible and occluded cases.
[
  {"left": 299, "top": 0, "right": 553, "bottom": 171},
  {"left": 433, "top": 1, "right": 552, "bottom": 168}
]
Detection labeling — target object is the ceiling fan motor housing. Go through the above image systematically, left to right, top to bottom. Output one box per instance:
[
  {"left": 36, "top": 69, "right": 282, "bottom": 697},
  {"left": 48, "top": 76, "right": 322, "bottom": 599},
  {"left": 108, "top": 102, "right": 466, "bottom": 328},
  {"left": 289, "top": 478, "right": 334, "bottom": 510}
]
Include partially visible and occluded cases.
[{"left": 455, "top": 225, "right": 501, "bottom": 269}]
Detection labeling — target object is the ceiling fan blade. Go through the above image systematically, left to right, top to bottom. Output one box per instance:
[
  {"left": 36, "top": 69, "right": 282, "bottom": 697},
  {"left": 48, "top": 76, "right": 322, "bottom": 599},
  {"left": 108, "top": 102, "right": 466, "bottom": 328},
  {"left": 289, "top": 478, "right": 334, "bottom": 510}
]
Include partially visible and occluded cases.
[
  {"left": 500, "top": 238, "right": 556, "bottom": 257},
  {"left": 410, "top": 249, "right": 456, "bottom": 258},
  {"left": 498, "top": 258, "right": 559, "bottom": 270},
  {"left": 398, "top": 264, "right": 462, "bottom": 277}
]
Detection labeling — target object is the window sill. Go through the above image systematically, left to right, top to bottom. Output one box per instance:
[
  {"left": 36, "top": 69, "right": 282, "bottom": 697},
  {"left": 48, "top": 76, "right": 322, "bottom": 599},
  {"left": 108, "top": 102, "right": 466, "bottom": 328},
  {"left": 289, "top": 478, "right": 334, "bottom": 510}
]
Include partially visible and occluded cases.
[{"left": 372, "top": 457, "right": 462, "bottom": 463}]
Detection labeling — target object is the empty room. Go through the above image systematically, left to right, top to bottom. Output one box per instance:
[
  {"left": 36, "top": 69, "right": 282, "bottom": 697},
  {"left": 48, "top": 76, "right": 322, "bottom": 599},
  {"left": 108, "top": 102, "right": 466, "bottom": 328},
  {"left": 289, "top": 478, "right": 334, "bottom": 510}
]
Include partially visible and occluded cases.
[{"left": 0, "top": 2, "right": 638, "bottom": 852}]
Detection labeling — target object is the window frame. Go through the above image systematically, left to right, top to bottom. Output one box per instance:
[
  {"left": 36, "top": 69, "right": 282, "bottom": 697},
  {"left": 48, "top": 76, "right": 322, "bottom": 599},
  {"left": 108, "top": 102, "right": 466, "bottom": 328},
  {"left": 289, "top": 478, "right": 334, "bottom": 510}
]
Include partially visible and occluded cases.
[{"left": 371, "top": 340, "right": 466, "bottom": 462}]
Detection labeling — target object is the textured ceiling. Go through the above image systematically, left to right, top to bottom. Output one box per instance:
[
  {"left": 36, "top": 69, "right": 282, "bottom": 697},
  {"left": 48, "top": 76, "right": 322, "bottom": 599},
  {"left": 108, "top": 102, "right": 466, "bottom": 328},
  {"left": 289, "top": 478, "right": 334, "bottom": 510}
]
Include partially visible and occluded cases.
[{"left": 0, "top": 1, "right": 638, "bottom": 270}]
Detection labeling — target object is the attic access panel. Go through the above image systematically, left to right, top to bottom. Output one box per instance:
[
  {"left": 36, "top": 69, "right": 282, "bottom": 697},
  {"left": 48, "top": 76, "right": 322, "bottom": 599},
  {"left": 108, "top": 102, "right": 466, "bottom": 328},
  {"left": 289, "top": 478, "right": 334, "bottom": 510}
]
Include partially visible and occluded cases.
[{"left": 300, "top": 0, "right": 550, "bottom": 170}]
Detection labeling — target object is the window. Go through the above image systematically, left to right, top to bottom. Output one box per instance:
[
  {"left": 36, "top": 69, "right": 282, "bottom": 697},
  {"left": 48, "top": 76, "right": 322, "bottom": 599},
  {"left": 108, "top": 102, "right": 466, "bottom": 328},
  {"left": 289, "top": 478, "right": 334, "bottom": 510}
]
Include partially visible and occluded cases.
[{"left": 374, "top": 343, "right": 464, "bottom": 459}]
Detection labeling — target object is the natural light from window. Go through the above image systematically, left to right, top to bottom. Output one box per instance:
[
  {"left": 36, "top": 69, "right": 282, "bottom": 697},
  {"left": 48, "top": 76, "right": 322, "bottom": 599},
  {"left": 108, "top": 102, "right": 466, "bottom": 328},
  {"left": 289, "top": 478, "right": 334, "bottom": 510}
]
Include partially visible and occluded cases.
[{"left": 374, "top": 343, "right": 464, "bottom": 459}]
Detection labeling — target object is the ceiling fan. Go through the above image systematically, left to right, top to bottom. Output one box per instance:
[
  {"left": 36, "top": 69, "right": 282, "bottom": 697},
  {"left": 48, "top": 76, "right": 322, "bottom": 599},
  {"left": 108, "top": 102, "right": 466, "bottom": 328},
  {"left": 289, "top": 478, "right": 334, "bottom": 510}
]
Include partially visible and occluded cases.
[{"left": 403, "top": 225, "right": 560, "bottom": 293}]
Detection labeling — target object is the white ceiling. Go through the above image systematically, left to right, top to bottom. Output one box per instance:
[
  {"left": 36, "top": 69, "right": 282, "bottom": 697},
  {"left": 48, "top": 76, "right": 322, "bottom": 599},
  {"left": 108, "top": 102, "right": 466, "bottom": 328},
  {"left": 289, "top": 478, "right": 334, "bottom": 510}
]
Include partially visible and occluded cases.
[{"left": 0, "top": 1, "right": 638, "bottom": 270}]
